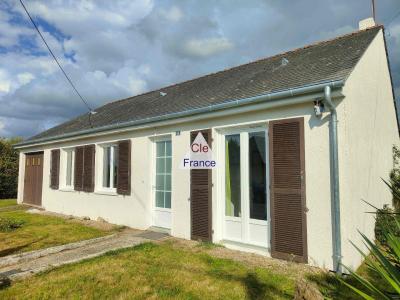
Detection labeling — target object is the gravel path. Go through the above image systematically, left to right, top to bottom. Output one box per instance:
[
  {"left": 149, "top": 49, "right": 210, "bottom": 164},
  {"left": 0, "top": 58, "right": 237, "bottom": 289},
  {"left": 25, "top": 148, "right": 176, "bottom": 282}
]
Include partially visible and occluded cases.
[{"left": 0, "top": 229, "right": 168, "bottom": 280}]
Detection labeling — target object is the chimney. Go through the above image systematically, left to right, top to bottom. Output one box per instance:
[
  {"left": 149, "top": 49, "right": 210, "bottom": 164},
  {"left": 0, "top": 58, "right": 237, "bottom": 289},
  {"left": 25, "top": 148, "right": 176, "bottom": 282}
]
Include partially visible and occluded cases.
[{"left": 359, "top": 17, "right": 376, "bottom": 30}]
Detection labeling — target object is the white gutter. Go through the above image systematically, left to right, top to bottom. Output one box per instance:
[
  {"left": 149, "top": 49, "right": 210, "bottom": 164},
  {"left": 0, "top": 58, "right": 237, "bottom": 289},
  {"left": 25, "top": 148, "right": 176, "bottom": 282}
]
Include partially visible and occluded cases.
[{"left": 15, "top": 80, "right": 345, "bottom": 149}]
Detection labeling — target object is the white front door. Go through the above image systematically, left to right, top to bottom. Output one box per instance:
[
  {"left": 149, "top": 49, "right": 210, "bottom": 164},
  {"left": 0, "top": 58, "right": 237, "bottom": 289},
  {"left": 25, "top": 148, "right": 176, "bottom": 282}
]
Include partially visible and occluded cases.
[
  {"left": 223, "top": 127, "right": 269, "bottom": 247},
  {"left": 153, "top": 139, "right": 172, "bottom": 229}
]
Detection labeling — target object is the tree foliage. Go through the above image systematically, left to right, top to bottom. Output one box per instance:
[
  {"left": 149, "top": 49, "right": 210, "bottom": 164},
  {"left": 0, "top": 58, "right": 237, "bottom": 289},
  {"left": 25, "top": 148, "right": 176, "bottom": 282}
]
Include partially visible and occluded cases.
[{"left": 0, "top": 137, "right": 22, "bottom": 199}]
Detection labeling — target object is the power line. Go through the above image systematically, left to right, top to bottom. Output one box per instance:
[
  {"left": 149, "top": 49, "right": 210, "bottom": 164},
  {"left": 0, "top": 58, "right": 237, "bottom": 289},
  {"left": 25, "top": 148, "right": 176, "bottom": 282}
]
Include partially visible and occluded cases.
[{"left": 19, "top": 0, "right": 93, "bottom": 112}]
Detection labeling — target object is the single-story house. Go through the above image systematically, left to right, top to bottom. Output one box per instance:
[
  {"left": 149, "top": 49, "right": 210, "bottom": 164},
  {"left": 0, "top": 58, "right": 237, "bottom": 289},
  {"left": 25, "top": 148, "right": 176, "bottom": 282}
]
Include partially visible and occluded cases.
[{"left": 15, "top": 19, "right": 399, "bottom": 272}]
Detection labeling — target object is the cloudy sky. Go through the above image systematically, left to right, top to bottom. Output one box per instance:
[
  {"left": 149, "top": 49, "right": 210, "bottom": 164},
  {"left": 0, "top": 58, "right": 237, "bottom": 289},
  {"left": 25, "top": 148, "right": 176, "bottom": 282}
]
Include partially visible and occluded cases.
[{"left": 0, "top": 0, "right": 399, "bottom": 138}]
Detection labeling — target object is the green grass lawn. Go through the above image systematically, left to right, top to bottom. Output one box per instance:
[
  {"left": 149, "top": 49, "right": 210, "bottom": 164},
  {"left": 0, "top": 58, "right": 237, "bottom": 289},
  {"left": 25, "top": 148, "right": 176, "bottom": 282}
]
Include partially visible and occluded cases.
[
  {"left": 0, "top": 199, "right": 17, "bottom": 208},
  {"left": 0, "top": 209, "right": 116, "bottom": 257},
  {"left": 0, "top": 237, "right": 389, "bottom": 299},
  {"left": 0, "top": 242, "right": 295, "bottom": 299}
]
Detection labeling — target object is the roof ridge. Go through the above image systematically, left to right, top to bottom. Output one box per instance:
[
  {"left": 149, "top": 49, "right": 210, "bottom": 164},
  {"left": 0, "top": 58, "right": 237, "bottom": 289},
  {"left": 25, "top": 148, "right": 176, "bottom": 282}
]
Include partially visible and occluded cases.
[{"left": 101, "top": 25, "right": 383, "bottom": 108}]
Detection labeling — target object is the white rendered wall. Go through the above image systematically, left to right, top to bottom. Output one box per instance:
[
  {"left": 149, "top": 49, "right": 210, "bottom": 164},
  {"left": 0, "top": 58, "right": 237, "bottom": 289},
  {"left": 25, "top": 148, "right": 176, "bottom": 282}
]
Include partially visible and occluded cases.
[{"left": 339, "top": 29, "right": 399, "bottom": 270}]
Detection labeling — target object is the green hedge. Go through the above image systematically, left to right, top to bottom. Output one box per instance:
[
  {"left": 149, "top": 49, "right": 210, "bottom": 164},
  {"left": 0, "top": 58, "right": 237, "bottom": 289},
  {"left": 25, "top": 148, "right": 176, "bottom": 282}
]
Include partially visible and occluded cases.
[{"left": 0, "top": 137, "right": 22, "bottom": 199}]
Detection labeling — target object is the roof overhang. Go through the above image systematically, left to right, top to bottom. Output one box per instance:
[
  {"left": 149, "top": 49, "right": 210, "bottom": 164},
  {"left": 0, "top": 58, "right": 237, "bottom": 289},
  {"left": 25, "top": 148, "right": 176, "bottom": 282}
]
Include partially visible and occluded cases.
[{"left": 14, "top": 79, "right": 345, "bottom": 149}]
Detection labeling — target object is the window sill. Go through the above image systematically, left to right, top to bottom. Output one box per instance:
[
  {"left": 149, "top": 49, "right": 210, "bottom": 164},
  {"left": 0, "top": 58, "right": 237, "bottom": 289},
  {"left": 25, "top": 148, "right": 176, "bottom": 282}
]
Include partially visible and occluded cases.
[
  {"left": 59, "top": 187, "right": 75, "bottom": 192},
  {"left": 94, "top": 190, "right": 118, "bottom": 196},
  {"left": 154, "top": 207, "right": 172, "bottom": 212}
]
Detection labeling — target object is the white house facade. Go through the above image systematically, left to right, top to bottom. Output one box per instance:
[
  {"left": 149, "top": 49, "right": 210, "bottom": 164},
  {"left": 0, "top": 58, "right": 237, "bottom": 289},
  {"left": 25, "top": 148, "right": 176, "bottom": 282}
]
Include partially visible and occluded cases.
[{"left": 15, "top": 22, "right": 399, "bottom": 271}]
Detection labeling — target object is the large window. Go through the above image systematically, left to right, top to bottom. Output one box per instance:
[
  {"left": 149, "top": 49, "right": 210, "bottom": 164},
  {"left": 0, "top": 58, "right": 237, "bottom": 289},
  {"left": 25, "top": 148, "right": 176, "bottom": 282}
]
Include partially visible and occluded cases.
[
  {"left": 155, "top": 140, "right": 172, "bottom": 209},
  {"left": 102, "top": 145, "right": 118, "bottom": 190}
]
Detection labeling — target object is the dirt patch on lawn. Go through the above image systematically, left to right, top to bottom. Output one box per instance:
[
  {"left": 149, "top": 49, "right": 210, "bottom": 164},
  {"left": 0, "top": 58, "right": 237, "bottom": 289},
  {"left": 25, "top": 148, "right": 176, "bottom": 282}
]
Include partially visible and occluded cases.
[{"left": 161, "top": 238, "right": 323, "bottom": 281}]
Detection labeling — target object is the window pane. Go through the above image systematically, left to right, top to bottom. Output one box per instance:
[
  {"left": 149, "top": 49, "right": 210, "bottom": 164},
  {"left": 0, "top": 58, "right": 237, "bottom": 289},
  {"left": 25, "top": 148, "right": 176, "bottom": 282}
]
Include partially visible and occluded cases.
[
  {"left": 249, "top": 132, "right": 267, "bottom": 220},
  {"left": 225, "top": 134, "right": 241, "bottom": 217},
  {"left": 165, "top": 141, "right": 172, "bottom": 156},
  {"left": 156, "top": 142, "right": 165, "bottom": 157},
  {"left": 113, "top": 146, "right": 118, "bottom": 188},
  {"left": 103, "top": 147, "right": 111, "bottom": 188},
  {"left": 66, "top": 151, "right": 72, "bottom": 186},
  {"left": 156, "top": 157, "right": 165, "bottom": 173},
  {"left": 165, "top": 157, "right": 172, "bottom": 174},
  {"left": 165, "top": 174, "right": 171, "bottom": 191},
  {"left": 156, "top": 175, "right": 165, "bottom": 190},
  {"left": 156, "top": 191, "right": 164, "bottom": 207},
  {"left": 165, "top": 192, "right": 171, "bottom": 208}
]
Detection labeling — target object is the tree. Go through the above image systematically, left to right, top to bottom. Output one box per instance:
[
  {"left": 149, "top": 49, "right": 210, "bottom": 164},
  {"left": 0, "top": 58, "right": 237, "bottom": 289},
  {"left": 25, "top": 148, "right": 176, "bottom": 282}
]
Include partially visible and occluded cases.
[{"left": 0, "top": 137, "right": 22, "bottom": 199}]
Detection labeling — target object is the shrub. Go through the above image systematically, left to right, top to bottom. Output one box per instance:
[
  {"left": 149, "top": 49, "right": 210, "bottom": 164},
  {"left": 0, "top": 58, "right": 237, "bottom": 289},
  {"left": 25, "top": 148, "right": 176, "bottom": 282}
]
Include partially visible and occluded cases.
[
  {"left": 0, "top": 137, "right": 22, "bottom": 199},
  {"left": 390, "top": 145, "right": 400, "bottom": 210},
  {"left": 375, "top": 205, "right": 400, "bottom": 246},
  {"left": 342, "top": 210, "right": 400, "bottom": 299},
  {"left": 0, "top": 217, "right": 24, "bottom": 232}
]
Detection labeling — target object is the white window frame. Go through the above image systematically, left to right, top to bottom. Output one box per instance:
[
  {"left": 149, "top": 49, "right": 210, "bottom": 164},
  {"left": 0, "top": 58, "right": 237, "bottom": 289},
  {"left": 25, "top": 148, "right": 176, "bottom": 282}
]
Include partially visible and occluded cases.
[
  {"left": 215, "top": 122, "right": 270, "bottom": 248},
  {"left": 153, "top": 138, "right": 172, "bottom": 210},
  {"left": 99, "top": 143, "right": 118, "bottom": 193},
  {"left": 60, "top": 147, "right": 75, "bottom": 191}
]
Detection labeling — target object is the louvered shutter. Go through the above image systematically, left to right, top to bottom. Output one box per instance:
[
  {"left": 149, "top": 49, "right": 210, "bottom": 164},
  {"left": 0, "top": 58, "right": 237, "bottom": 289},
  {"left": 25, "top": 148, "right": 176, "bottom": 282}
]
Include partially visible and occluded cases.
[
  {"left": 269, "top": 117, "right": 307, "bottom": 263},
  {"left": 190, "top": 129, "right": 212, "bottom": 241},
  {"left": 117, "top": 140, "right": 131, "bottom": 195},
  {"left": 83, "top": 144, "right": 95, "bottom": 192},
  {"left": 74, "top": 146, "right": 84, "bottom": 191},
  {"left": 50, "top": 149, "right": 60, "bottom": 189}
]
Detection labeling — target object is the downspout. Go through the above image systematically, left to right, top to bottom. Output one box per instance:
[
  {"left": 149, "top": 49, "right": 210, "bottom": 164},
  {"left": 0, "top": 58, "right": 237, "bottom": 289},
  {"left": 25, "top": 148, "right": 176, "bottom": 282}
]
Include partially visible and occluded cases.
[{"left": 324, "top": 85, "right": 342, "bottom": 274}]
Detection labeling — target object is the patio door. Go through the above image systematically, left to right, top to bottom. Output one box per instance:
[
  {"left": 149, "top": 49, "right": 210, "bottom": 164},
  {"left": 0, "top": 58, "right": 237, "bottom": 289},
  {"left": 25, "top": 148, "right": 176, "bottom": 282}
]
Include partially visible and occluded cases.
[
  {"left": 223, "top": 127, "right": 269, "bottom": 247},
  {"left": 153, "top": 139, "right": 172, "bottom": 229}
]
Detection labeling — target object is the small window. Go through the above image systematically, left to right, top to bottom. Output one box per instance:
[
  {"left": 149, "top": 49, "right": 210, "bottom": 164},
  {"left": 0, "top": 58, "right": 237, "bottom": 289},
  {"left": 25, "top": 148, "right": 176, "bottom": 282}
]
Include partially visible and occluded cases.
[
  {"left": 102, "top": 145, "right": 118, "bottom": 190},
  {"left": 65, "top": 149, "right": 74, "bottom": 187},
  {"left": 26, "top": 158, "right": 30, "bottom": 166}
]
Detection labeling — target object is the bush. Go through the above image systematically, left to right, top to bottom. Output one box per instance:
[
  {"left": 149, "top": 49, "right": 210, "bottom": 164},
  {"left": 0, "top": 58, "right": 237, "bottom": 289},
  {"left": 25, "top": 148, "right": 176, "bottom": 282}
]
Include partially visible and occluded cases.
[
  {"left": 0, "top": 137, "right": 22, "bottom": 199},
  {"left": 390, "top": 145, "right": 400, "bottom": 210},
  {"left": 375, "top": 205, "right": 400, "bottom": 246},
  {"left": 341, "top": 212, "right": 400, "bottom": 299},
  {"left": 0, "top": 217, "right": 24, "bottom": 232}
]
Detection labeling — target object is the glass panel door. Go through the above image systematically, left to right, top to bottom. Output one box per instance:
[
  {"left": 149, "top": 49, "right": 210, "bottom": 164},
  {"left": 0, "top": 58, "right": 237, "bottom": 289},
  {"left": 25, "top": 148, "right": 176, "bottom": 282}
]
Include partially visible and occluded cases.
[
  {"left": 223, "top": 128, "right": 269, "bottom": 247},
  {"left": 249, "top": 132, "right": 267, "bottom": 221},
  {"left": 225, "top": 134, "right": 241, "bottom": 217},
  {"left": 153, "top": 139, "right": 172, "bottom": 229}
]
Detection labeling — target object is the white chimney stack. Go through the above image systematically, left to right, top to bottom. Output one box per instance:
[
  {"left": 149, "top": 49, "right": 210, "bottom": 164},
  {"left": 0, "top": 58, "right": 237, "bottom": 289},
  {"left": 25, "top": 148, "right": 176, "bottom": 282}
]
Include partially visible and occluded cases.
[{"left": 359, "top": 18, "right": 376, "bottom": 30}]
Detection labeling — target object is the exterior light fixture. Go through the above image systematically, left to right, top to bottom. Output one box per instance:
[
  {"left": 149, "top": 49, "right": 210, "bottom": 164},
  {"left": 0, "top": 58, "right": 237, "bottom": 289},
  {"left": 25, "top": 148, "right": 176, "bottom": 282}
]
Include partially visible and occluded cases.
[{"left": 313, "top": 100, "right": 324, "bottom": 117}]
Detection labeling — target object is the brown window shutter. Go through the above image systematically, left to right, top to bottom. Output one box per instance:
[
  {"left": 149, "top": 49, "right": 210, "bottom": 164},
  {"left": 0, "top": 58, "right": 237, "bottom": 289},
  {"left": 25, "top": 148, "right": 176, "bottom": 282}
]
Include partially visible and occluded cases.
[
  {"left": 269, "top": 117, "right": 307, "bottom": 263},
  {"left": 190, "top": 129, "right": 212, "bottom": 241},
  {"left": 117, "top": 140, "right": 131, "bottom": 195},
  {"left": 83, "top": 144, "right": 95, "bottom": 192},
  {"left": 74, "top": 146, "right": 84, "bottom": 191},
  {"left": 50, "top": 149, "right": 60, "bottom": 189}
]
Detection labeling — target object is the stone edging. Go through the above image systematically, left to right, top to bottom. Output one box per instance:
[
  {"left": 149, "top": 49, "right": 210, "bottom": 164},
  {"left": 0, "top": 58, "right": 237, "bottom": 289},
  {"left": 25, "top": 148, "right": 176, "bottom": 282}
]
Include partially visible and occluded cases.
[{"left": 0, "top": 234, "right": 117, "bottom": 268}]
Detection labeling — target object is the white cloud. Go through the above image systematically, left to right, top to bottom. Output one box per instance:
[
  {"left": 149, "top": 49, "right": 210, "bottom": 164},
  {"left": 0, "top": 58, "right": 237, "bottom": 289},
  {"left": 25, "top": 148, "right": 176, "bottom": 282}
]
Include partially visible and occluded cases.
[
  {"left": 0, "top": 0, "right": 399, "bottom": 138},
  {"left": 160, "top": 6, "right": 183, "bottom": 22},
  {"left": 182, "top": 37, "right": 234, "bottom": 58},
  {"left": 0, "top": 69, "right": 11, "bottom": 93},
  {"left": 17, "top": 72, "right": 35, "bottom": 85}
]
